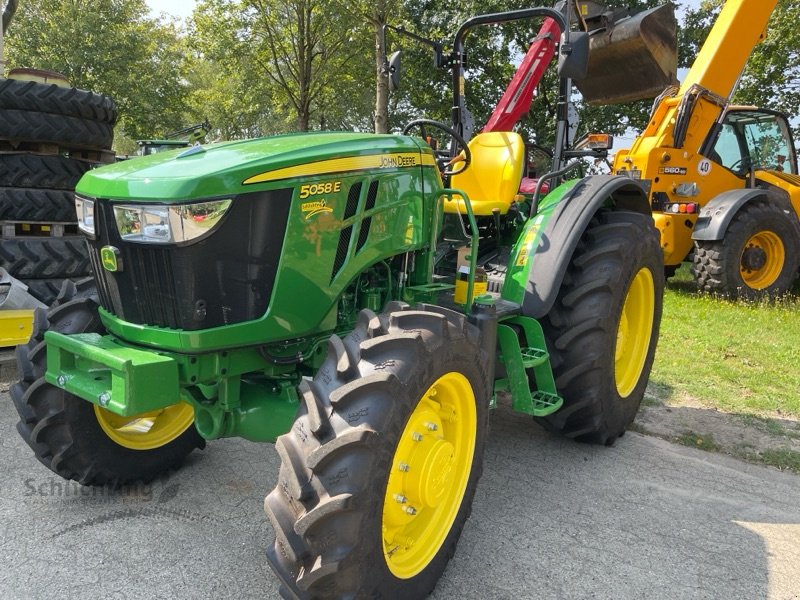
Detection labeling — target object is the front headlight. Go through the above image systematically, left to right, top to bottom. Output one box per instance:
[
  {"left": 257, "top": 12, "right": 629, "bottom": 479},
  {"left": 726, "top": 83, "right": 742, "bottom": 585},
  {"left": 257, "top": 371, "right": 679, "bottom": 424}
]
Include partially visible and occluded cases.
[
  {"left": 75, "top": 196, "right": 95, "bottom": 237},
  {"left": 113, "top": 199, "right": 232, "bottom": 244}
]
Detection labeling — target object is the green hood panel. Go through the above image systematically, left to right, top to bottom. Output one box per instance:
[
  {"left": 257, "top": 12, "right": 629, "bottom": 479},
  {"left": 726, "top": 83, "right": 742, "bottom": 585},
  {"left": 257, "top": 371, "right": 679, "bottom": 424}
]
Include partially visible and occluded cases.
[{"left": 77, "top": 132, "right": 426, "bottom": 201}]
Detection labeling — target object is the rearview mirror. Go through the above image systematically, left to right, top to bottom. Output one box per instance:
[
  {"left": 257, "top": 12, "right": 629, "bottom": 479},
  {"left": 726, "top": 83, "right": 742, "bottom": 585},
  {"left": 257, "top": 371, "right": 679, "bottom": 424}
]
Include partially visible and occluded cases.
[
  {"left": 558, "top": 32, "right": 589, "bottom": 80},
  {"left": 388, "top": 51, "right": 402, "bottom": 92}
]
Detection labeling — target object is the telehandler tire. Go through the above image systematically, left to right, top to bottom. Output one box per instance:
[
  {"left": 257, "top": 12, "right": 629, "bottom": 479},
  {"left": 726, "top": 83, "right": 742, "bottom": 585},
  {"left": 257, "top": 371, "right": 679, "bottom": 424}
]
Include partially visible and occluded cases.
[
  {"left": 692, "top": 202, "right": 800, "bottom": 298},
  {"left": 536, "top": 209, "right": 663, "bottom": 445},
  {"left": 11, "top": 280, "right": 204, "bottom": 486},
  {"left": 265, "top": 303, "right": 490, "bottom": 599}
]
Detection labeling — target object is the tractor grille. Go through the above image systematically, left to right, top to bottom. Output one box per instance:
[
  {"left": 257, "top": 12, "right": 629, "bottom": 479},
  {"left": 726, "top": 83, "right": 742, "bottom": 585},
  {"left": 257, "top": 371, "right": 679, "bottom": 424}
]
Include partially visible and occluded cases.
[{"left": 89, "top": 189, "right": 292, "bottom": 330}]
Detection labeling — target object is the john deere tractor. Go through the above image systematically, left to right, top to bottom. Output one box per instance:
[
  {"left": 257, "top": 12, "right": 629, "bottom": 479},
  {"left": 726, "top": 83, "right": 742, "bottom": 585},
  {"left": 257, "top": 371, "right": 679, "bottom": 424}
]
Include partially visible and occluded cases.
[{"left": 11, "top": 5, "right": 666, "bottom": 599}]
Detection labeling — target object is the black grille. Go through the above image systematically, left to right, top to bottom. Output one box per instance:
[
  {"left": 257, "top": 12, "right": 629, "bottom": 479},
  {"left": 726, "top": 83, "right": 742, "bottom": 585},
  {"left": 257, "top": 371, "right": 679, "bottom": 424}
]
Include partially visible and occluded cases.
[
  {"left": 356, "top": 180, "right": 379, "bottom": 253},
  {"left": 90, "top": 189, "right": 292, "bottom": 330}
]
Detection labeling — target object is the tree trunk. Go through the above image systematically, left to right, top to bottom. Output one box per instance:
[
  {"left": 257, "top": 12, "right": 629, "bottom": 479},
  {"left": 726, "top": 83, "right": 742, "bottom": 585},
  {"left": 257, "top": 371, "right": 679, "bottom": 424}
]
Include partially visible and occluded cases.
[{"left": 373, "top": 19, "right": 389, "bottom": 133}]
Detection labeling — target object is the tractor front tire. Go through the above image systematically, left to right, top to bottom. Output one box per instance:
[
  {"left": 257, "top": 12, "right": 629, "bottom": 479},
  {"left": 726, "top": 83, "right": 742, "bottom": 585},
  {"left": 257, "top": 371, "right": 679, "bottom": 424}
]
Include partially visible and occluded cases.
[
  {"left": 692, "top": 202, "right": 800, "bottom": 298},
  {"left": 537, "top": 209, "right": 664, "bottom": 445},
  {"left": 11, "top": 281, "right": 204, "bottom": 486},
  {"left": 265, "top": 303, "right": 490, "bottom": 599}
]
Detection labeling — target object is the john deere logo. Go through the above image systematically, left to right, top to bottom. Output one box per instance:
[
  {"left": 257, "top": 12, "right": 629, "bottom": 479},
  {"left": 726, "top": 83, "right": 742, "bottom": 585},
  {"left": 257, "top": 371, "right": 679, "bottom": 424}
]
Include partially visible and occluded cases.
[{"left": 101, "top": 246, "right": 122, "bottom": 272}]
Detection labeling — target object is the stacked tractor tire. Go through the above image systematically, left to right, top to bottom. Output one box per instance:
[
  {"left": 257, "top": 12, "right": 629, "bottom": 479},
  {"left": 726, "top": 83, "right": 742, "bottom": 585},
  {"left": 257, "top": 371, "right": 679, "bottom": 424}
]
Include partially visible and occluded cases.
[{"left": 0, "top": 70, "right": 115, "bottom": 305}]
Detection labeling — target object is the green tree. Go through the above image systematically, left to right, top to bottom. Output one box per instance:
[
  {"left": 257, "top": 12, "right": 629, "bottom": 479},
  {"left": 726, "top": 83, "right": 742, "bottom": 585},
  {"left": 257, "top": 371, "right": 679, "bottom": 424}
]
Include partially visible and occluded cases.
[{"left": 4, "top": 0, "right": 190, "bottom": 143}]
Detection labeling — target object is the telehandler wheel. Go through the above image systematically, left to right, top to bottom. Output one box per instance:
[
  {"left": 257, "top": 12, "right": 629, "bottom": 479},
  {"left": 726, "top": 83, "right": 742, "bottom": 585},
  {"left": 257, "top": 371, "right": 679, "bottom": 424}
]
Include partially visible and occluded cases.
[
  {"left": 692, "top": 202, "right": 800, "bottom": 298},
  {"left": 536, "top": 210, "right": 663, "bottom": 445},
  {"left": 10, "top": 281, "right": 204, "bottom": 486},
  {"left": 265, "top": 303, "right": 490, "bottom": 599}
]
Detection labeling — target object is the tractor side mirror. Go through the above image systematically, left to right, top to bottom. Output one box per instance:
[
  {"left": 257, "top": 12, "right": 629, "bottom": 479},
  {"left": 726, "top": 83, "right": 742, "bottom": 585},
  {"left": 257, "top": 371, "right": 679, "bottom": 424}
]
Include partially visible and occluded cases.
[
  {"left": 558, "top": 32, "right": 589, "bottom": 80},
  {"left": 387, "top": 51, "right": 402, "bottom": 92}
]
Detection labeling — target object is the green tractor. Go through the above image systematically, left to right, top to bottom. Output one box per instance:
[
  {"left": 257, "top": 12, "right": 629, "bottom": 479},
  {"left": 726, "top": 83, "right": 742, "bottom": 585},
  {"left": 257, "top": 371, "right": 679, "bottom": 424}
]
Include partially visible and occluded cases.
[{"left": 11, "top": 5, "right": 664, "bottom": 599}]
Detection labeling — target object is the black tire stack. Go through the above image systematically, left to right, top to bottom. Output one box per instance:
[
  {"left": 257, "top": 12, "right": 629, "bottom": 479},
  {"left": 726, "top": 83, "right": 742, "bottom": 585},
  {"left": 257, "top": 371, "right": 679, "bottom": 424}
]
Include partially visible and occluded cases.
[{"left": 0, "top": 73, "right": 116, "bottom": 305}]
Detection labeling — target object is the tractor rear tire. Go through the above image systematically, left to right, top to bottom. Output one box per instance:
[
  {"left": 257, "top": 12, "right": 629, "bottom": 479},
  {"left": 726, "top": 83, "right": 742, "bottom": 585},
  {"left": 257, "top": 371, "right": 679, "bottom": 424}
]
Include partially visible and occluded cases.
[
  {"left": 0, "top": 79, "right": 117, "bottom": 124},
  {"left": 0, "top": 109, "right": 113, "bottom": 149},
  {"left": 0, "top": 154, "right": 92, "bottom": 189},
  {"left": 0, "top": 187, "right": 76, "bottom": 222},
  {"left": 692, "top": 202, "right": 800, "bottom": 298},
  {"left": 536, "top": 209, "right": 663, "bottom": 445},
  {"left": 0, "top": 237, "right": 91, "bottom": 279},
  {"left": 11, "top": 281, "right": 204, "bottom": 486},
  {"left": 265, "top": 303, "right": 490, "bottom": 599}
]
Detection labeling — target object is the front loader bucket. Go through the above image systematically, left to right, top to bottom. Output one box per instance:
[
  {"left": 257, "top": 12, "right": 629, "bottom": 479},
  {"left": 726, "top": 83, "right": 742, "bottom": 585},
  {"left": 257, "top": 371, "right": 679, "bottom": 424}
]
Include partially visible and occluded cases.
[{"left": 573, "top": 4, "right": 678, "bottom": 105}]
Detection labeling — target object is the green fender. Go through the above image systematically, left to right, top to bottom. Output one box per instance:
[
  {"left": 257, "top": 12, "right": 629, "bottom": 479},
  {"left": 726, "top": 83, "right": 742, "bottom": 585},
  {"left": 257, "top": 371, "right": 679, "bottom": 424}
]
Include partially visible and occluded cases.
[{"left": 504, "top": 175, "right": 651, "bottom": 319}]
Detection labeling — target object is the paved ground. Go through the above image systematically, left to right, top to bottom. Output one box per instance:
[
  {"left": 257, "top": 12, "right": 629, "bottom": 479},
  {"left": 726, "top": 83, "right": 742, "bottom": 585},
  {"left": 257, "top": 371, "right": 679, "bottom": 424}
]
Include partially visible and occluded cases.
[{"left": 1, "top": 385, "right": 799, "bottom": 600}]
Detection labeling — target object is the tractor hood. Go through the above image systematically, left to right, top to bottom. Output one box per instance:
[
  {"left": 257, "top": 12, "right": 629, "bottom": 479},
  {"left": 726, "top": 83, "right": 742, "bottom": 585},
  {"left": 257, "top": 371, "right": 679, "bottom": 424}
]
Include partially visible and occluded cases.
[{"left": 77, "top": 132, "right": 428, "bottom": 201}]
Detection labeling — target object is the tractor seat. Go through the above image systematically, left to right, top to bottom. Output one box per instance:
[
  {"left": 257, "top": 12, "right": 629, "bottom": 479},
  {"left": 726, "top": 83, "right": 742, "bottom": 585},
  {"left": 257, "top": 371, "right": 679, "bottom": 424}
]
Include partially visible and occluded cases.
[{"left": 445, "top": 131, "right": 525, "bottom": 216}]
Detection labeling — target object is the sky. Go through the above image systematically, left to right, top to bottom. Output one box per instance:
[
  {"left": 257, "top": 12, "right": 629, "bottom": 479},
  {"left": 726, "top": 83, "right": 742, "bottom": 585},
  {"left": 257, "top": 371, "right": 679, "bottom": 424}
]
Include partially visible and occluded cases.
[{"left": 146, "top": 0, "right": 197, "bottom": 21}]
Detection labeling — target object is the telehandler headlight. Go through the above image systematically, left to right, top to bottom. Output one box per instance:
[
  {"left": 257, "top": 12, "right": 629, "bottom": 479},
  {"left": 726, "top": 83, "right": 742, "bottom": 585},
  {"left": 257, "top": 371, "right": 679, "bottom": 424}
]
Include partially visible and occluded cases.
[
  {"left": 75, "top": 196, "right": 96, "bottom": 237},
  {"left": 113, "top": 199, "right": 232, "bottom": 244}
]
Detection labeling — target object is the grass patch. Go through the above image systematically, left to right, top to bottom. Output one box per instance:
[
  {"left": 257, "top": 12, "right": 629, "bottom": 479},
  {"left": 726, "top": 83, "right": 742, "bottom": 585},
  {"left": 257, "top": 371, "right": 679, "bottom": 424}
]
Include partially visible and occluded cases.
[
  {"left": 649, "top": 264, "right": 800, "bottom": 419},
  {"left": 676, "top": 432, "right": 720, "bottom": 452},
  {"left": 758, "top": 449, "right": 800, "bottom": 473}
]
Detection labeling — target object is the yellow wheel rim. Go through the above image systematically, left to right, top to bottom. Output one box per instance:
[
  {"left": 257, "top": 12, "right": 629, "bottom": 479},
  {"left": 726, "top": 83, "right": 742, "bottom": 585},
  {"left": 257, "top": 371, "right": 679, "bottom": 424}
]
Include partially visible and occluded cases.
[
  {"left": 740, "top": 230, "right": 785, "bottom": 290},
  {"left": 615, "top": 268, "right": 655, "bottom": 398},
  {"left": 382, "top": 372, "right": 476, "bottom": 579},
  {"left": 94, "top": 402, "right": 195, "bottom": 451}
]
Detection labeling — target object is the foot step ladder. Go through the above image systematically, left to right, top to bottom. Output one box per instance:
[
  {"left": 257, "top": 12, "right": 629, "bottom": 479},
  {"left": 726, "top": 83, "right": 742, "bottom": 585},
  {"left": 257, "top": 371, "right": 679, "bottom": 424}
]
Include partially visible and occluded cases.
[{"left": 495, "top": 316, "right": 563, "bottom": 417}]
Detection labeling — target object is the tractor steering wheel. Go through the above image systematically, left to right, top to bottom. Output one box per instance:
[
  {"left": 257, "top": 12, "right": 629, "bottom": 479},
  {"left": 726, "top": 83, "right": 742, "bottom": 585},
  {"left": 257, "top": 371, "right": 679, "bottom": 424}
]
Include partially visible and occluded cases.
[{"left": 402, "top": 119, "right": 471, "bottom": 177}]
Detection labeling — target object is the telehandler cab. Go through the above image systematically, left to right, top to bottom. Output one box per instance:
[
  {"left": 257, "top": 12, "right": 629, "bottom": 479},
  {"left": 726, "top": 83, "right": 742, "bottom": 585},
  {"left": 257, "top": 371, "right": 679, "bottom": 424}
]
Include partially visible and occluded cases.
[{"left": 12, "top": 4, "right": 667, "bottom": 598}]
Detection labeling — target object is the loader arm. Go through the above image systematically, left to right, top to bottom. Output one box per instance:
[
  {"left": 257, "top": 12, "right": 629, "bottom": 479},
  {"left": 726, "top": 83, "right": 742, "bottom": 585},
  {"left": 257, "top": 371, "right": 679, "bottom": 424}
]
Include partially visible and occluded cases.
[{"left": 483, "top": 18, "right": 561, "bottom": 133}]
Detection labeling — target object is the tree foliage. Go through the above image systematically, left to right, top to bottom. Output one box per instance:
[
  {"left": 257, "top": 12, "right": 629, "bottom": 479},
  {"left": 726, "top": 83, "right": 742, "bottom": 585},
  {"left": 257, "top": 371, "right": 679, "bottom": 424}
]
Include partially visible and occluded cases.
[
  {"left": 4, "top": 0, "right": 189, "bottom": 142},
  {"left": 4, "top": 0, "right": 797, "bottom": 150}
]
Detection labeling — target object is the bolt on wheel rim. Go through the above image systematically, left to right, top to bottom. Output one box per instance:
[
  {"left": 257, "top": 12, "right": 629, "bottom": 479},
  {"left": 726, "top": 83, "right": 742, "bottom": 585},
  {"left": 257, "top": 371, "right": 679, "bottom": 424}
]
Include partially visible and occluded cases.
[
  {"left": 740, "top": 230, "right": 784, "bottom": 290},
  {"left": 615, "top": 267, "right": 655, "bottom": 398},
  {"left": 382, "top": 371, "right": 476, "bottom": 579},
  {"left": 94, "top": 402, "right": 195, "bottom": 450}
]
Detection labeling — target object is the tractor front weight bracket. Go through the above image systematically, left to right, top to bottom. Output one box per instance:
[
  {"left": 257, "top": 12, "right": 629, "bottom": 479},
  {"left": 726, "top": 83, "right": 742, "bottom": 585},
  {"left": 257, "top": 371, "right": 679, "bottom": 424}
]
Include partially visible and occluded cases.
[{"left": 44, "top": 330, "right": 301, "bottom": 444}]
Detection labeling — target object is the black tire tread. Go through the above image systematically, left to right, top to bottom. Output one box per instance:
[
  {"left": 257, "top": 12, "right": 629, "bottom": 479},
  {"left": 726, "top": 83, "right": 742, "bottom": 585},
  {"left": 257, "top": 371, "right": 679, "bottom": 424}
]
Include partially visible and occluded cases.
[
  {"left": 0, "top": 79, "right": 117, "bottom": 124},
  {"left": 0, "top": 109, "right": 113, "bottom": 150},
  {"left": 0, "top": 154, "right": 92, "bottom": 189},
  {"left": 0, "top": 187, "right": 76, "bottom": 222},
  {"left": 692, "top": 201, "right": 800, "bottom": 298},
  {"left": 536, "top": 210, "right": 664, "bottom": 445},
  {"left": 0, "top": 237, "right": 91, "bottom": 279},
  {"left": 11, "top": 281, "right": 204, "bottom": 486},
  {"left": 266, "top": 303, "right": 490, "bottom": 599}
]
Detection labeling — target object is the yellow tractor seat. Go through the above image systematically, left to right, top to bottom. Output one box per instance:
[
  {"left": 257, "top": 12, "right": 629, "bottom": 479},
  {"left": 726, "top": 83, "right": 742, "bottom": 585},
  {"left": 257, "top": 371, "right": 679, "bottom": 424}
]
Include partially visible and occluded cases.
[{"left": 445, "top": 131, "right": 525, "bottom": 216}]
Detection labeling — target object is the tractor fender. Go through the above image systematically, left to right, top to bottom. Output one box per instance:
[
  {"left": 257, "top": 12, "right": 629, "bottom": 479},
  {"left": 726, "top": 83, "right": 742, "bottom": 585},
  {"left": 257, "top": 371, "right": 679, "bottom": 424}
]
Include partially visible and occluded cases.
[
  {"left": 522, "top": 175, "right": 651, "bottom": 319},
  {"left": 691, "top": 189, "right": 771, "bottom": 242}
]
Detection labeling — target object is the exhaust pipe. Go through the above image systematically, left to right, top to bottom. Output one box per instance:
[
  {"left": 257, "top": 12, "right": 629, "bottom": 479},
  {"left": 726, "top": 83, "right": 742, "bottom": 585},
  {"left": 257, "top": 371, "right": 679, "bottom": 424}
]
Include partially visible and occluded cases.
[{"left": 573, "top": 3, "right": 678, "bottom": 105}]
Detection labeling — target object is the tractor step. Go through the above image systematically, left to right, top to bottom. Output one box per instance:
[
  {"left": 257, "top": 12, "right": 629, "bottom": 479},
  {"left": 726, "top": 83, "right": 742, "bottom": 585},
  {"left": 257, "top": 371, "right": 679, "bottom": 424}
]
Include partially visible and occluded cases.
[
  {"left": 495, "top": 317, "right": 563, "bottom": 417},
  {"left": 519, "top": 346, "right": 548, "bottom": 368}
]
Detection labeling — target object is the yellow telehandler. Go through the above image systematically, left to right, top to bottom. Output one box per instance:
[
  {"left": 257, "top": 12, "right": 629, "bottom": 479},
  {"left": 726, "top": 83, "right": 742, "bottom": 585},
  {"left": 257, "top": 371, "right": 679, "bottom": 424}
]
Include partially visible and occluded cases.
[{"left": 613, "top": 0, "right": 800, "bottom": 298}]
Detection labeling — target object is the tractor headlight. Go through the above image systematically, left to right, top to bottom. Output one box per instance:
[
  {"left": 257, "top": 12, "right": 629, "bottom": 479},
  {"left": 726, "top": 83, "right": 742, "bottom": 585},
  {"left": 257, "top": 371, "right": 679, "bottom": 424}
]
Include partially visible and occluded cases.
[
  {"left": 75, "top": 196, "right": 96, "bottom": 237},
  {"left": 113, "top": 199, "right": 232, "bottom": 244}
]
